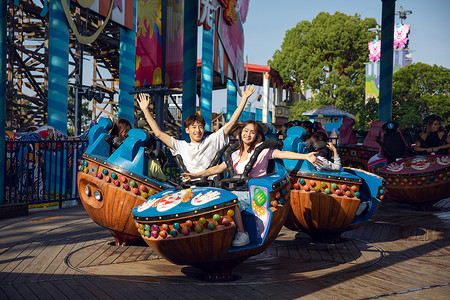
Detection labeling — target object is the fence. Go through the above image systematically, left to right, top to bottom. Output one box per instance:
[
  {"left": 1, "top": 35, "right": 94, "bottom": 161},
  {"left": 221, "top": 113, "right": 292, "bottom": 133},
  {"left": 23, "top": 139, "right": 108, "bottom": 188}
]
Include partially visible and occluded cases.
[{"left": 3, "top": 139, "right": 182, "bottom": 207}]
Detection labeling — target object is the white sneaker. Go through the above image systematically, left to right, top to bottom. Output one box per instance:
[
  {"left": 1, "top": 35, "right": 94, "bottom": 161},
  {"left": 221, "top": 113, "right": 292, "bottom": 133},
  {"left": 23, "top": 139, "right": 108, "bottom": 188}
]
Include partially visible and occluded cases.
[{"left": 232, "top": 232, "right": 250, "bottom": 247}]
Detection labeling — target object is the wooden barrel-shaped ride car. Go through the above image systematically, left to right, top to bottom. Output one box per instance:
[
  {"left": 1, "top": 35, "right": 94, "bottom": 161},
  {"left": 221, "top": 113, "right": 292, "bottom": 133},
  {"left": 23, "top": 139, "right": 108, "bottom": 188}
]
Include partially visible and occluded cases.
[
  {"left": 77, "top": 118, "right": 173, "bottom": 245},
  {"left": 282, "top": 126, "right": 385, "bottom": 242},
  {"left": 132, "top": 139, "right": 292, "bottom": 281},
  {"left": 378, "top": 154, "right": 450, "bottom": 210}
]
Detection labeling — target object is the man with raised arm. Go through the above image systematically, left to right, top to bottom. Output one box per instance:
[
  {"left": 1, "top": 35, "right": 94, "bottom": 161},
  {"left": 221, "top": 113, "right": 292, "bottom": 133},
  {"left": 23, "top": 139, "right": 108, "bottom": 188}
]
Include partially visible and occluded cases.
[{"left": 137, "top": 84, "right": 255, "bottom": 174}]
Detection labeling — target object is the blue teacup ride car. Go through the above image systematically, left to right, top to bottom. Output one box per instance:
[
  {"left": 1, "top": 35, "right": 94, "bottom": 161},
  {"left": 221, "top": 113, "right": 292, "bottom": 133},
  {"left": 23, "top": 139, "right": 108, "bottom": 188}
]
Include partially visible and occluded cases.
[
  {"left": 77, "top": 118, "right": 174, "bottom": 245},
  {"left": 282, "top": 126, "right": 385, "bottom": 242},
  {"left": 132, "top": 138, "right": 292, "bottom": 281}
]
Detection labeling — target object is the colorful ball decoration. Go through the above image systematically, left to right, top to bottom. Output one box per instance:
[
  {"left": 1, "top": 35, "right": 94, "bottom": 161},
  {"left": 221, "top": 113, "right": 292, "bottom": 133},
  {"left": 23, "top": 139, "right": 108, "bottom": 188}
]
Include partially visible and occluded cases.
[
  {"left": 102, "top": 169, "right": 108, "bottom": 175},
  {"left": 97, "top": 173, "right": 102, "bottom": 179},
  {"left": 111, "top": 173, "right": 117, "bottom": 179},
  {"left": 121, "top": 177, "right": 127, "bottom": 183},
  {"left": 299, "top": 178, "right": 305, "bottom": 185},
  {"left": 113, "top": 180, "right": 119, "bottom": 186},
  {"left": 130, "top": 180, "right": 136, "bottom": 187},
  {"left": 309, "top": 180, "right": 316, "bottom": 187},
  {"left": 321, "top": 182, "right": 327, "bottom": 188},
  {"left": 293, "top": 183, "right": 300, "bottom": 190},
  {"left": 331, "top": 183, "right": 337, "bottom": 189},
  {"left": 122, "top": 184, "right": 129, "bottom": 190},
  {"left": 140, "top": 185, "right": 147, "bottom": 191},
  {"left": 303, "top": 185, "right": 309, "bottom": 191},
  {"left": 351, "top": 185, "right": 358, "bottom": 191},
  {"left": 314, "top": 187, "right": 320, "bottom": 192},
  {"left": 132, "top": 188, "right": 139, "bottom": 194},
  {"left": 324, "top": 188, "right": 331, "bottom": 194},
  {"left": 335, "top": 189, "right": 341, "bottom": 195},
  {"left": 345, "top": 190, "right": 351, "bottom": 197},
  {"left": 354, "top": 191, "right": 360, "bottom": 197},
  {"left": 141, "top": 192, "right": 148, "bottom": 198},
  {"left": 275, "top": 192, "right": 281, "bottom": 199},
  {"left": 271, "top": 200, "right": 278, "bottom": 208},
  {"left": 227, "top": 210, "right": 234, "bottom": 217},
  {"left": 213, "top": 214, "right": 220, "bottom": 221},
  {"left": 199, "top": 217, "right": 206, "bottom": 225},
  {"left": 221, "top": 218, "right": 230, "bottom": 226},
  {"left": 185, "top": 220, "right": 193, "bottom": 228},
  {"left": 207, "top": 222, "right": 215, "bottom": 230},
  {"left": 173, "top": 223, "right": 180, "bottom": 230},
  {"left": 144, "top": 224, "right": 150, "bottom": 231},
  {"left": 151, "top": 224, "right": 159, "bottom": 231},
  {"left": 160, "top": 224, "right": 169, "bottom": 231},
  {"left": 194, "top": 225, "right": 203, "bottom": 233},
  {"left": 181, "top": 227, "right": 190, "bottom": 235},
  {"left": 169, "top": 229, "right": 178, "bottom": 237},
  {"left": 159, "top": 230, "right": 167, "bottom": 238},
  {"left": 144, "top": 231, "right": 150, "bottom": 237},
  {"left": 151, "top": 231, "right": 158, "bottom": 238}
]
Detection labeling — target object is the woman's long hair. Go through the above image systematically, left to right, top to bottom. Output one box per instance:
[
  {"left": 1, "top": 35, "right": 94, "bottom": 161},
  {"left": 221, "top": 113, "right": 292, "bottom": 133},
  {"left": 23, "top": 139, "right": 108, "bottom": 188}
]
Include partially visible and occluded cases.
[{"left": 237, "top": 120, "right": 265, "bottom": 154}]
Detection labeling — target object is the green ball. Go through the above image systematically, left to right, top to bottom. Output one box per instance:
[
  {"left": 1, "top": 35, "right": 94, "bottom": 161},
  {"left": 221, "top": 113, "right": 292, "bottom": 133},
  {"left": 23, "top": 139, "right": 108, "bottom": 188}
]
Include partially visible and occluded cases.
[
  {"left": 299, "top": 178, "right": 305, "bottom": 185},
  {"left": 403, "top": 178, "right": 408, "bottom": 183},
  {"left": 130, "top": 180, "right": 136, "bottom": 187},
  {"left": 321, "top": 182, "right": 327, "bottom": 188},
  {"left": 331, "top": 183, "right": 337, "bottom": 189},
  {"left": 314, "top": 187, "right": 320, "bottom": 192},
  {"left": 324, "top": 188, "right": 331, "bottom": 194},
  {"left": 354, "top": 191, "right": 360, "bottom": 197},
  {"left": 213, "top": 214, "right": 220, "bottom": 221},
  {"left": 199, "top": 217, "right": 206, "bottom": 224},
  {"left": 207, "top": 222, "right": 215, "bottom": 230},
  {"left": 144, "top": 224, "right": 150, "bottom": 231},
  {"left": 194, "top": 225, "right": 203, "bottom": 233},
  {"left": 169, "top": 229, "right": 178, "bottom": 237},
  {"left": 144, "top": 230, "right": 150, "bottom": 237}
]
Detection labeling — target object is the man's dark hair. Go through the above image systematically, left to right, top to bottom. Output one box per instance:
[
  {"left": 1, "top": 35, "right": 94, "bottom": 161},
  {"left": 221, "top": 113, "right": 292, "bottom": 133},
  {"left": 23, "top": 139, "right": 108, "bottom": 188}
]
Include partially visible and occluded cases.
[{"left": 184, "top": 114, "right": 205, "bottom": 128}]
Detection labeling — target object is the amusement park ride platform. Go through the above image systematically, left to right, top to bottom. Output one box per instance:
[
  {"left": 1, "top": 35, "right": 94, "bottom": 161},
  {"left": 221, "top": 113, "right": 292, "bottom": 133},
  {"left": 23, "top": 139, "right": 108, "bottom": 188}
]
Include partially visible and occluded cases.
[{"left": 0, "top": 196, "right": 449, "bottom": 298}]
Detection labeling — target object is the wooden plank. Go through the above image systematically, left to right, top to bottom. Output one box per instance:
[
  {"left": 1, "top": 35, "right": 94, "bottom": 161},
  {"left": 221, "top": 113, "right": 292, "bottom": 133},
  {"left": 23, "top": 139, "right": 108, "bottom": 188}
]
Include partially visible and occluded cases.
[
  {"left": 15, "top": 239, "right": 66, "bottom": 284},
  {"left": 37, "top": 239, "right": 79, "bottom": 282},
  {"left": 342, "top": 239, "right": 362, "bottom": 264},
  {"left": 51, "top": 240, "right": 90, "bottom": 280},
  {"left": 74, "top": 240, "right": 110, "bottom": 268},
  {"left": 1, "top": 241, "right": 49, "bottom": 284},
  {"left": 0, "top": 243, "right": 32, "bottom": 273},
  {"left": 306, "top": 243, "right": 323, "bottom": 261},
  {"left": 325, "top": 243, "right": 346, "bottom": 263},
  {"left": 99, "top": 244, "right": 129, "bottom": 265},
  {"left": 111, "top": 245, "right": 139, "bottom": 264},
  {"left": 287, "top": 245, "right": 301, "bottom": 260},
  {"left": 123, "top": 246, "right": 147, "bottom": 262},
  {"left": 60, "top": 278, "right": 101, "bottom": 300},
  {"left": 50, "top": 280, "right": 85, "bottom": 300},
  {"left": 37, "top": 281, "right": 69, "bottom": 300},
  {"left": 13, "top": 282, "right": 40, "bottom": 300},
  {"left": 25, "top": 282, "right": 54, "bottom": 300},
  {"left": 1, "top": 284, "right": 24, "bottom": 300}
]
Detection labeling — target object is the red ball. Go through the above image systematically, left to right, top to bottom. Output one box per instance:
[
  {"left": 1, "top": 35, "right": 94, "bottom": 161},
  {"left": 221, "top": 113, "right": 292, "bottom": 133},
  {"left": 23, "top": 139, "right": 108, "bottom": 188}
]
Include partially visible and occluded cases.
[
  {"left": 309, "top": 180, "right": 316, "bottom": 187},
  {"left": 293, "top": 183, "right": 300, "bottom": 190},
  {"left": 303, "top": 185, "right": 309, "bottom": 191},
  {"left": 345, "top": 190, "right": 351, "bottom": 197},
  {"left": 271, "top": 200, "right": 278, "bottom": 208},
  {"left": 221, "top": 218, "right": 230, "bottom": 226},
  {"left": 185, "top": 220, "right": 193, "bottom": 228},
  {"left": 160, "top": 224, "right": 169, "bottom": 231},
  {"left": 181, "top": 227, "right": 189, "bottom": 235},
  {"left": 159, "top": 230, "right": 167, "bottom": 238}
]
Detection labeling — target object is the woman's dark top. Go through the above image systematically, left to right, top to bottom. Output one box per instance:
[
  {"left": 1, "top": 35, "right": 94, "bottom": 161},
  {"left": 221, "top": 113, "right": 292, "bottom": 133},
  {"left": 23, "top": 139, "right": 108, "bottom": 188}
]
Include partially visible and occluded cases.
[{"left": 421, "top": 131, "right": 448, "bottom": 155}]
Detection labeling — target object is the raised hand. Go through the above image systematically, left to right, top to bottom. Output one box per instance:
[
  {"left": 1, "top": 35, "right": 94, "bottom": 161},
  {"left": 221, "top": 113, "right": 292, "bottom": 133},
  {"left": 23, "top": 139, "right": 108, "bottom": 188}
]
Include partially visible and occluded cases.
[
  {"left": 241, "top": 84, "right": 256, "bottom": 99},
  {"left": 137, "top": 93, "right": 150, "bottom": 111}
]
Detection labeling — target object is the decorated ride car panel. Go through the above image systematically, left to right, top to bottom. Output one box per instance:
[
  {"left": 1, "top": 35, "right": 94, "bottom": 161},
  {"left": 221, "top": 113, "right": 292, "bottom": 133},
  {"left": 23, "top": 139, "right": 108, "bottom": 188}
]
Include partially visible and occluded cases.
[
  {"left": 77, "top": 118, "right": 173, "bottom": 245},
  {"left": 282, "top": 126, "right": 384, "bottom": 242},
  {"left": 131, "top": 137, "right": 292, "bottom": 280},
  {"left": 378, "top": 155, "right": 450, "bottom": 209}
]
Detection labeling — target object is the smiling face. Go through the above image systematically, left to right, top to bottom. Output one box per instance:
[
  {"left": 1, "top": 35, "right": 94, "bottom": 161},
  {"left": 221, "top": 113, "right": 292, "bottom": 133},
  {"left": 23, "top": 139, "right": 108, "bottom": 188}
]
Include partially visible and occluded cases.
[
  {"left": 429, "top": 120, "right": 441, "bottom": 133},
  {"left": 185, "top": 121, "right": 205, "bottom": 143},
  {"left": 241, "top": 123, "right": 257, "bottom": 145}
]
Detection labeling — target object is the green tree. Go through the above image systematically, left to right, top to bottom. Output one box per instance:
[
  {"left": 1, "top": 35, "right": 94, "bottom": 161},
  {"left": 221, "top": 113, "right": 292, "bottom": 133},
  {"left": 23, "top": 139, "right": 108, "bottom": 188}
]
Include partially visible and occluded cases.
[
  {"left": 269, "top": 12, "right": 377, "bottom": 128},
  {"left": 392, "top": 62, "right": 450, "bottom": 128}
]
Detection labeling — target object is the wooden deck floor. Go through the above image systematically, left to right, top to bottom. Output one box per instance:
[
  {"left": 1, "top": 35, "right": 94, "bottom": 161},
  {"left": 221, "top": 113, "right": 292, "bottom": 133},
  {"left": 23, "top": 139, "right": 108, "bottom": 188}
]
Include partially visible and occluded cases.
[{"left": 0, "top": 197, "right": 449, "bottom": 300}]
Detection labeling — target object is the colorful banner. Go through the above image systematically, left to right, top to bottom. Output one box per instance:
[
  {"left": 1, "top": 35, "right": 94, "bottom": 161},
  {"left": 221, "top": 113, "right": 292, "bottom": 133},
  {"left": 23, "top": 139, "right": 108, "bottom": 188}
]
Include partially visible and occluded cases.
[
  {"left": 71, "top": 0, "right": 134, "bottom": 30},
  {"left": 135, "top": 0, "right": 183, "bottom": 88}
]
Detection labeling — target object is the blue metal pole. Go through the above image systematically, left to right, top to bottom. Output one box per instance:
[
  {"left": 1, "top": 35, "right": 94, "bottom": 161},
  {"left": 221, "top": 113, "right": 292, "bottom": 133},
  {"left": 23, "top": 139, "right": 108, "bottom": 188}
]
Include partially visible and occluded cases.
[
  {"left": 0, "top": 0, "right": 6, "bottom": 204},
  {"left": 48, "top": 0, "right": 70, "bottom": 135},
  {"left": 118, "top": 0, "right": 137, "bottom": 125},
  {"left": 182, "top": 0, "right": 198, "bottom": 140},
  {"left": 379, "top": 0, "right": 396, "bottom": 122},
  {"left": 200, "top": 14, "right": 214, "bottom": 132},
  {"left": 226, "top": 79, "right": 237, "bottom": 121}
]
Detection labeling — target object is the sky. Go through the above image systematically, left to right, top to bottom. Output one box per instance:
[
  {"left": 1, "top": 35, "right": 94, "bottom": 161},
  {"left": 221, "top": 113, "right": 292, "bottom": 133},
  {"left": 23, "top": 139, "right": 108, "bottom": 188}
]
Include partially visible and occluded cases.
[
  {"left": 207, "top": 0, "right": 450, "bottom": 112},
  {"left": 243, "top": 0, "right": 449, "bottom": 68}
]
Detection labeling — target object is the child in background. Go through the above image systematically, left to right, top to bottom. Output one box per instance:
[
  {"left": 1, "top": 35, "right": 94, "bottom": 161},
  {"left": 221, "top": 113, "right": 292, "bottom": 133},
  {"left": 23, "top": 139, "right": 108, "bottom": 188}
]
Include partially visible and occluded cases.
[
  {"left": 109, "top": 118, "right": 132, "bottom": 153},
  {"left": 308, "top": 132, "right": 341, "bottom": 172},
  {"left": 144, "top": 134, "right": 167, "bottom": 182}
]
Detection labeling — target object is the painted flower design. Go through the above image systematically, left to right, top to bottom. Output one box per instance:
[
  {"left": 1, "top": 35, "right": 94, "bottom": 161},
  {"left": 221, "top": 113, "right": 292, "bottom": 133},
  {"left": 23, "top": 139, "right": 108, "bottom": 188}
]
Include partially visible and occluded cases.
[
  {"left": 437, "top": 156, "right": 450, "bottom": 166},
  {"left": 386, "top": 162, "right": 404, "bottom": 172}
]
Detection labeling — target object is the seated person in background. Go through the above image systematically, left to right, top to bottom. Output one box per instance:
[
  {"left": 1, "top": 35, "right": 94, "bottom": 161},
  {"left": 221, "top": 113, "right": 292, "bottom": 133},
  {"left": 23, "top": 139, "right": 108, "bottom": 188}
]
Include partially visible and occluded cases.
[
  {"left": 137, "top": 85, "right": 256, "bottom": 177},
  {"left": 414, "top": 115, "right": 450, "bottom": 155},
  {"left": 109, "top": 118, "right": 132, "bottom": 153},
  {"left": 182, "top": 120, "right": 317, "bottom": 247},
  {"left": 301, "top": 121, "right": 314, "bottom": 143},
  {"left": 308, "top": 132, "right": 341, "bottom": 172},
  {"left": 144, "top": 134, "right": 167, "bottom": 182}
]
